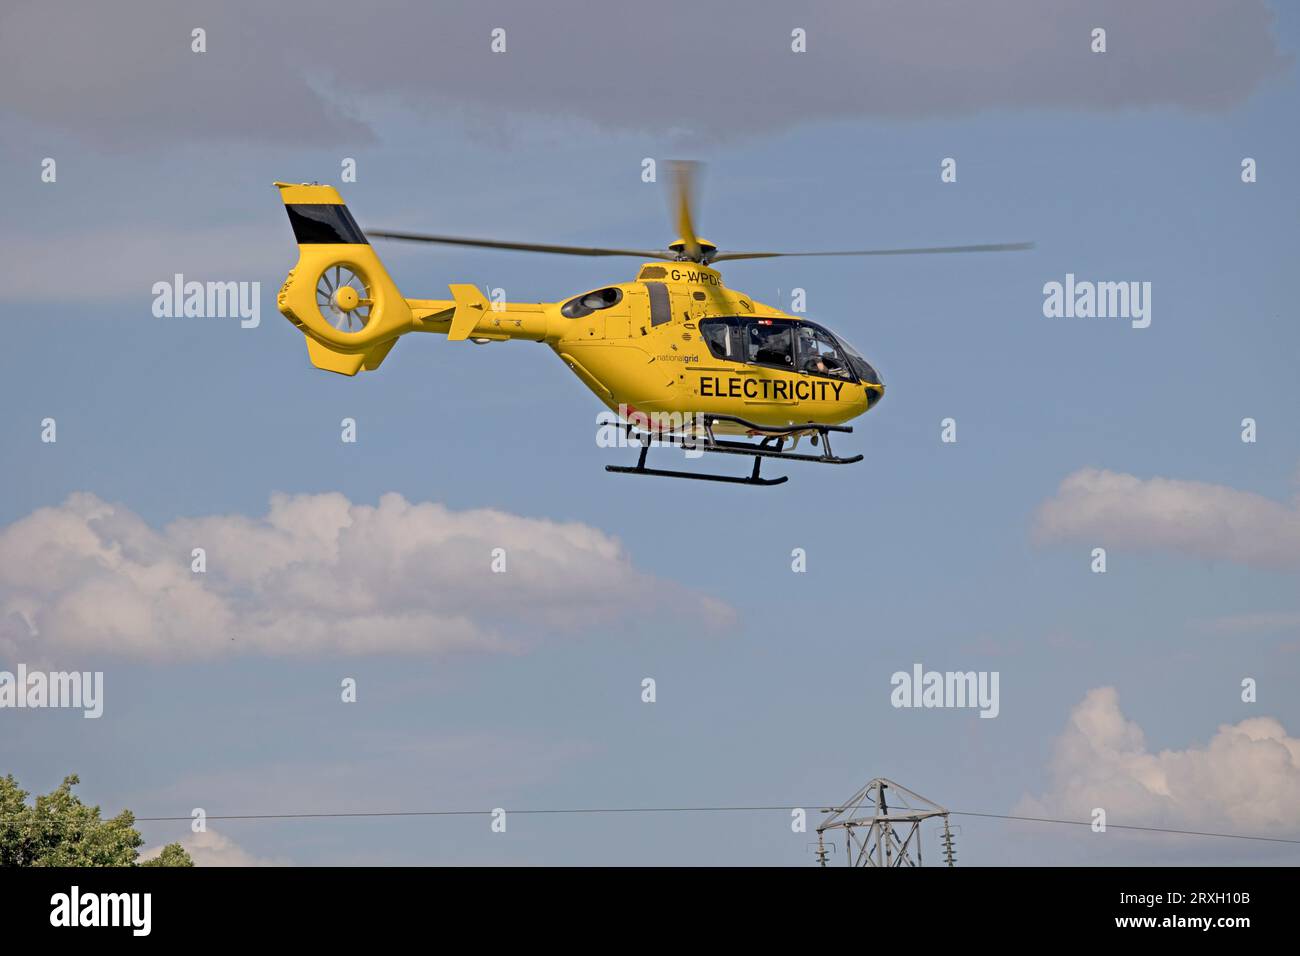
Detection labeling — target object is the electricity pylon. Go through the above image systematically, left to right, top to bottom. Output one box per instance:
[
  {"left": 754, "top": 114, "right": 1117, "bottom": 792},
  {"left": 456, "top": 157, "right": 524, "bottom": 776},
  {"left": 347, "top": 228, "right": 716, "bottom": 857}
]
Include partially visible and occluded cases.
[{"left": 815, "top": 777, "right": 954, "bottom": 867}]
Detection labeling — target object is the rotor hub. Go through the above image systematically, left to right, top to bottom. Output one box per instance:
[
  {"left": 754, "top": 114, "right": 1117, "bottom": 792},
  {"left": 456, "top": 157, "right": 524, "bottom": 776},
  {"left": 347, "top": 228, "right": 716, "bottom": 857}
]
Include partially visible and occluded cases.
[
  {"left": 668, "top": 237, "right": 718, "bottom": 263},
  {"left": 315, "top": 265, "right": 372, "bottom": 333},
  {"left": 332, "top": 285, "right": 360, "bottom": 311}
]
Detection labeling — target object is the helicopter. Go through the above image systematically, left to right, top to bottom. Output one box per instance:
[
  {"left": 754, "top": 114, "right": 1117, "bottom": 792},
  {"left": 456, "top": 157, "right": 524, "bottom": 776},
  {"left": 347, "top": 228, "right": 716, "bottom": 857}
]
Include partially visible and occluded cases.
[{"left": 274, "top": 164, "right": 1030, "bottom": 485}]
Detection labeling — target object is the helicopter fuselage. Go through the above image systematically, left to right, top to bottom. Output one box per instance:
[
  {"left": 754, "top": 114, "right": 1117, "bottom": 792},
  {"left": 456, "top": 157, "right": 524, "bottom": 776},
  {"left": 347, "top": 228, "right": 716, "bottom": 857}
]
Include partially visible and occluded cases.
[
  {"left": 272, "top": 182, "right": 884, "bottom": 437},
  {"left": 401, "top": 262, "right": 884, "bottom": 432}
]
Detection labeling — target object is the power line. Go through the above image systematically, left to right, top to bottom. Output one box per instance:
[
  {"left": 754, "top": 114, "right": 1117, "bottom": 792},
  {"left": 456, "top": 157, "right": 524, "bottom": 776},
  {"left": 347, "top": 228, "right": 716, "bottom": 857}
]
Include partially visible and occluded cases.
[
  {"left": 6, "top": 804, "right": 1298, "bottom": 846},
  {"left": 20, "top": 804, "right": 1283, "bottom": 846},
  {"left": 948, "top": 810, "right": 1300, "bottom": 845}
]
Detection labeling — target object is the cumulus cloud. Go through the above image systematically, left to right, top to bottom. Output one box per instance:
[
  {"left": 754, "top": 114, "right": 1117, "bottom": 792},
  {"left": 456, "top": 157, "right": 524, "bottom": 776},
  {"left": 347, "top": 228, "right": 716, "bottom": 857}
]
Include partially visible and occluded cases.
[
  {"left": 0, "top": 0, "right": 1288, "bottom": 147},
  {"left": 1033, "top": 468, "right": 1300, "bottom": 569},
  {"left": 0, "top": 492, "right": 733, "bottom": 660},
  {"left": 1018, "top": 687, "right": 1300, "bottom": 833},
  {"left": 141, "top": 828, "right": 286, "bottom": 867}
]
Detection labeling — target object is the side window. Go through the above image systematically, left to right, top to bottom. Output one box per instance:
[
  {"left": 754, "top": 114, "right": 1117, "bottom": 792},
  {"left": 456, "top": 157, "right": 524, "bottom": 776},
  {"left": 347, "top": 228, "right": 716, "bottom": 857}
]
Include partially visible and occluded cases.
[
  {"left": 700, "top": 318, "right": 739, "bottom": 360},
  {"left": 744, "top": 319, "right": 795, "bottom": 369},
  {"left": 795, "top": 324, "right": 852, "bottom": 379}
]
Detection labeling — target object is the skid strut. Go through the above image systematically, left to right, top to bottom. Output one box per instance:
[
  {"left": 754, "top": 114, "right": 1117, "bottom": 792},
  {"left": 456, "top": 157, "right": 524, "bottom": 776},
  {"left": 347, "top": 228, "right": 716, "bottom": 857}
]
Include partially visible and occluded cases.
[{"left": 605, "top": 413, "right": 863, "bottom": 486}]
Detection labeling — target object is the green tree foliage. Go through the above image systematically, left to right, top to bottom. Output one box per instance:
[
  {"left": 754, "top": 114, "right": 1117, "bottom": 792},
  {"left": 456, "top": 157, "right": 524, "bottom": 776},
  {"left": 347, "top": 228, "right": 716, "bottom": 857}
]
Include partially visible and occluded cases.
[
  {"left": 0, "top": 773, "right": 193, "bottom": 867},
  {"left": 141, "top": 843, "right": 194, "bottom": 867}
]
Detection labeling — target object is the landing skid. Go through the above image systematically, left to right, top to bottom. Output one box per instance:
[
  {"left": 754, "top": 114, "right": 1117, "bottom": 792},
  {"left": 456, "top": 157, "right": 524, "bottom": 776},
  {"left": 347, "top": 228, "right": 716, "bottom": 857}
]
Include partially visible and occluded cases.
[{"left": 605, "top": 414, "right": 863, "bottom": 486}]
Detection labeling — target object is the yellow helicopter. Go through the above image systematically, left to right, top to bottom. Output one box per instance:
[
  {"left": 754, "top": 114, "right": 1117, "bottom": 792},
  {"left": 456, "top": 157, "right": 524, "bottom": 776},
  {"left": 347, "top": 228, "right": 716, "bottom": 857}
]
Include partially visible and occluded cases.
[{"left": 274, "top": 164, "right": 1029, "bottom": 485}]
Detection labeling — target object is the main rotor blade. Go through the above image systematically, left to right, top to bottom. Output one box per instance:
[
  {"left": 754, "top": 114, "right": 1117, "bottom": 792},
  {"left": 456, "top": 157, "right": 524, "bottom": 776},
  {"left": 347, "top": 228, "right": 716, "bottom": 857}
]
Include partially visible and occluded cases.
[
  {"left": 668, "top": 160, "right": 702, "bottom": 262},
  {"left": 366, "top": 229, "right": 675, "bottom": 260},
  {"left": 712, "top": 241, "right": 1035, "bottom": 262}
]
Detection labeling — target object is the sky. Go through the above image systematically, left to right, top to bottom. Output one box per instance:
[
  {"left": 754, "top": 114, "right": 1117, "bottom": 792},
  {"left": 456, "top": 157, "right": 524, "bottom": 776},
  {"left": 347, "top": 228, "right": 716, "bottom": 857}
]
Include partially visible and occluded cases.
[{"left": 1, "top": 0, "right": 1299, "bottom": 866}]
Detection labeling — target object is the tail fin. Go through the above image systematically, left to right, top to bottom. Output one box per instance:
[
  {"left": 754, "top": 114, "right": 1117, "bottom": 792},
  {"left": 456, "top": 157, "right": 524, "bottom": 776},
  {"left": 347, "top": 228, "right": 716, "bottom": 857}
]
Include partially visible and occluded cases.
[{"left": 274, "top": 182, "right": 412, "bottom": 375}]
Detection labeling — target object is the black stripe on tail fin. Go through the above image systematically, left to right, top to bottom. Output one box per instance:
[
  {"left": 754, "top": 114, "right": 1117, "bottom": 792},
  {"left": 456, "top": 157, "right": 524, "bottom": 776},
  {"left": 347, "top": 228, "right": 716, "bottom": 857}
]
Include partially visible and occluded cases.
[{"left": 285, "top": 204, "right": 368, "bottom": 244}]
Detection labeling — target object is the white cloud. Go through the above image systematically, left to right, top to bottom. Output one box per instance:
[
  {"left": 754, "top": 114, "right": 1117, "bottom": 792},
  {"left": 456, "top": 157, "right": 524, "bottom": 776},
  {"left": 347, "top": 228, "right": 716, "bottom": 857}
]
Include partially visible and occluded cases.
[
  {"left": 1033, "top": 468, "right": 1300, "bottom": 569},
  {"left": 0, "top": 492, "right": 733, "bottom": 660},
  {"left": 1018, "top": 687, "right": 1300, "bottom": 833},
  {"left": 141, "top": 828, "right": 286, "bottom": 867}
]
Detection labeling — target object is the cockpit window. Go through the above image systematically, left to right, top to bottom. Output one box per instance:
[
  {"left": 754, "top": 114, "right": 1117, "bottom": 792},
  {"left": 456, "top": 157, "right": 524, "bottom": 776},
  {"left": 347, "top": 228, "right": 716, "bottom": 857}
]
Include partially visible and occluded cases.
[
  {"left": 699, "top": 316, "right": 879, "bottom": 385},
  {"left": 700, "top": 317, "right": 740, "bottom": 359},
  {"left": 745, "top": 319, "right": 795, "bottom": 368},
  {"left": 795, "top": 324, "right": 852, "bottom": 380},
  {"left": 838, "top": 336, "right": 881, "bottom": 385}
]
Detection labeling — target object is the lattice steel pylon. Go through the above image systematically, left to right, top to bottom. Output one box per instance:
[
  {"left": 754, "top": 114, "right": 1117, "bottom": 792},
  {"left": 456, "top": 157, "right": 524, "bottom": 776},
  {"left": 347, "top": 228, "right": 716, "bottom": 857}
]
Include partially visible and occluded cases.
[{"left": 815, "top": 777, "right": 954, "bottom": 867}]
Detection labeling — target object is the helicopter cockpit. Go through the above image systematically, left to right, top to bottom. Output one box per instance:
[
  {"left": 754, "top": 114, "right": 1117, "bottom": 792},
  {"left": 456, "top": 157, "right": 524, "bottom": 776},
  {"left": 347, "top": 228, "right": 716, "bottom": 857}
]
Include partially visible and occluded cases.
[{"left": 699, "top": 317, "right": 881, "bottom": 387}]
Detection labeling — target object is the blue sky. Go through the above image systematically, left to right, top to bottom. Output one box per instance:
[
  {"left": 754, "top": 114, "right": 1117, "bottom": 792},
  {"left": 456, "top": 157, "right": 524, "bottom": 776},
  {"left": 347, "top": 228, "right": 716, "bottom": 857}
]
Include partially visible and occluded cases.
[{"left": 2, "top": 0, "right": 1299, "bottom": 865}]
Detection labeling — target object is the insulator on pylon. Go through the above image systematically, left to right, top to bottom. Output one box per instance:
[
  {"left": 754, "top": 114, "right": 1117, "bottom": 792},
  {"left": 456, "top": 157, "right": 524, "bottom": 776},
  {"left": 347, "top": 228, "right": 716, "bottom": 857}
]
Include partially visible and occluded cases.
[{"left": 941, "top": 816, "right": 957, "bottom": 867}]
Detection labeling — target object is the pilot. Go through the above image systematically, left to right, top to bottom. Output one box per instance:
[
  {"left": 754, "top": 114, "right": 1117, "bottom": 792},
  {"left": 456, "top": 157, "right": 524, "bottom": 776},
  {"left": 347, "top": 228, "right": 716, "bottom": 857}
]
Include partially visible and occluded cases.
[
  {"left": 798, "top": 329, "right": 828, "bottom": 374},
  {"left": 799, "top": 329, "right": 846, "bottom": 377}
]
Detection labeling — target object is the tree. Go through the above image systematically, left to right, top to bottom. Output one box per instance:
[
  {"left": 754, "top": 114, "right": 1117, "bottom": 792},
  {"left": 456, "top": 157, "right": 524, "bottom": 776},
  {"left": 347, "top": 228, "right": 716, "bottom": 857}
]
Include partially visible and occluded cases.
[
  {"left": 0, "top": 773, "right": 192, "bottom": 867},
  {"left": 142, "top": 843, "right": 194, "bottom": 867}
]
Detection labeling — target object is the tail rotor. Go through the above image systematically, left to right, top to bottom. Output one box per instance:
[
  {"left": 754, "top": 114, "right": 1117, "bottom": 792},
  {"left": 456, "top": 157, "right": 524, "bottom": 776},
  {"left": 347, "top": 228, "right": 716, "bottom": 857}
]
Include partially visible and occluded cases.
[{"left": 316, "top": 265, "right": 373, "bottom": 333}]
